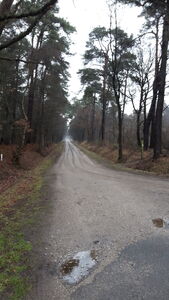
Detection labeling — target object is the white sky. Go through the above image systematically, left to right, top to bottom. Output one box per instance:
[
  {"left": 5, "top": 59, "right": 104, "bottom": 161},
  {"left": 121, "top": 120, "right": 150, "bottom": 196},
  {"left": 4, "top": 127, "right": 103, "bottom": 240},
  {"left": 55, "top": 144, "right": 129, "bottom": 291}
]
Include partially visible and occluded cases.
[{"left": 58, "top": 0, "right": 144, "bottom": 104}]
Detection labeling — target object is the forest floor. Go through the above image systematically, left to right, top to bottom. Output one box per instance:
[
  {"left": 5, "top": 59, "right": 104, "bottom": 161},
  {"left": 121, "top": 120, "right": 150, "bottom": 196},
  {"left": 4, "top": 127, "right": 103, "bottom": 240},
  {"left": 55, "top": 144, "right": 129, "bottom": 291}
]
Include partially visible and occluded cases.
[
  {"left": 79, "top": 142, "right": 169, "bottom": 176},
  {"left": 0, "top": 143, "right": 63, "bottom": 300},
  {"left": 0, "top": 144, "right": 55, "bottom": 194}
]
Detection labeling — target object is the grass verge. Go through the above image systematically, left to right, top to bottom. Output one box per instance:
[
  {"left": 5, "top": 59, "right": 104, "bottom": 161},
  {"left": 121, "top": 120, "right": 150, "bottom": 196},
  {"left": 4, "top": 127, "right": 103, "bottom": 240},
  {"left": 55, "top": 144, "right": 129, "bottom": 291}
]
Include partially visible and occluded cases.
[
  {"left": 0, "top": 143, "right": 63, "bottom": 300},
  {"left": 78, "top": 143, "right": 169, "bottom": 178}
]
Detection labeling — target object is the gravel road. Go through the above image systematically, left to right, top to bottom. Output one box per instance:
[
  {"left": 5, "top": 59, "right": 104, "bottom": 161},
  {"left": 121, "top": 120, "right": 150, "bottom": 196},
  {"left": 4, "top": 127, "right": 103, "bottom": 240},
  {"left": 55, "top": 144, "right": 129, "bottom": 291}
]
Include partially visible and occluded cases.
[{"left": 26, "top": 138, "right": 169, "bottom": 300}]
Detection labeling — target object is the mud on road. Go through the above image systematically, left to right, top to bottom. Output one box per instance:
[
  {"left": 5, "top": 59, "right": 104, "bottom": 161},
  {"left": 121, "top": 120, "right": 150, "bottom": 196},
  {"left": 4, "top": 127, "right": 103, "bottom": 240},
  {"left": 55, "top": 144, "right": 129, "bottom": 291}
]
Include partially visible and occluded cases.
[{"left": 25, "top": 139, "right": 169, "bottom": 300}]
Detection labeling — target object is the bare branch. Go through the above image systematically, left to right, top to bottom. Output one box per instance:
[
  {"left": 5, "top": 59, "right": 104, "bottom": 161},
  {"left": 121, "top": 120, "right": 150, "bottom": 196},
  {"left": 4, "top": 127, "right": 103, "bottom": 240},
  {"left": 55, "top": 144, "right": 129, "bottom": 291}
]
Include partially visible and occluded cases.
[
  {"left": 0, "top": 0, "right": 58, "bottom": 22},
  {"left": 0, "top": 13, "right": 44, "bottom": 51},
  {"left": 0, "top": 55, "right": 44, "bottom": 65},
  {"left": 163, "top": 104, "right": 169, "bottom": 112}
]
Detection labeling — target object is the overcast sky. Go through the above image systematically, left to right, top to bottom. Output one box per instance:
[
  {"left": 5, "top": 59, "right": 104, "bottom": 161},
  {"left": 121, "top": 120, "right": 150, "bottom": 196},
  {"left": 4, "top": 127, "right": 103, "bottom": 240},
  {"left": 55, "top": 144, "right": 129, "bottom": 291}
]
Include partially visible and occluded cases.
[{"left": 58, "top": 0, "right": 144, "bottom": 103}]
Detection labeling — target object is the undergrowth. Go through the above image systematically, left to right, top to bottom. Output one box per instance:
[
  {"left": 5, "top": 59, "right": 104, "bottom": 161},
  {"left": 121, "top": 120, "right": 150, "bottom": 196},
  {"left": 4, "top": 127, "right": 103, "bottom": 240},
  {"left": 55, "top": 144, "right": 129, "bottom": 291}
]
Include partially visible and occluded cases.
[
  {"left": 79, "top": 142, "right": 169, "bottom": 176},
  {"left": 0, "top": 143, "right": 63, "bottom": 299}
]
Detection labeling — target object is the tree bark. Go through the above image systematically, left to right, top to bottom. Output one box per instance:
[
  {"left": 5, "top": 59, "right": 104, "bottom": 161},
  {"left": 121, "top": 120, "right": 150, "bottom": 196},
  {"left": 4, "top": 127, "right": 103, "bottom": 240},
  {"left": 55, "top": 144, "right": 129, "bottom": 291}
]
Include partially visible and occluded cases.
[
  {"left": 154, "top": 2, "right": 169, "bottom": 159},
  {"left": 143, "top": 17, "right": 160, "bottom": 150},
  {"left": 27, "top": 29, "right": 43, "bottom": 135},
  {"left": 100, "top": 55, "right": 108, "bottom": 142},
  {"left": 12, "top": 59, "right": 20, "bottom": 143},
  {"left": 38, "top": 67, "right": 47, "bottom": 153},
  {"left": 27, "top": 70, "right": 35, "bottom": 128},
  {"left": 143, "top": 79, "right": 158, "bottom": 149},
  {"left": 90, "top": 95, "right": 96, "bottom": 141},
  {"left": 100, "top": 99, "right": 106, "bottom": 142},
  {"left": 117, "top": 104, "right": 123, "bottom": 161},
  {"left": 136, "top": 113, "right": 141, "bottom": 147},
  {"left": 149, "top": 115, "right": 156, "bottom": 148}
]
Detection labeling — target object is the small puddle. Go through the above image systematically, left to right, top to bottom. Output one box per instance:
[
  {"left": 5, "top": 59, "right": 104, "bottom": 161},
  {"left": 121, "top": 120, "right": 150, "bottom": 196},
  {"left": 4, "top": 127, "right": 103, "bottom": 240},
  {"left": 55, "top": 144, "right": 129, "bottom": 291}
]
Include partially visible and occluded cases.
[
  {"left": 152, "top": 218, "right": 169, "bottom": 228},
  {"left": 152, "top": 218, "right": 164, "bottom": 228},
  {"left": 60, "top": 250, "right": 97, "bottom": 284}
]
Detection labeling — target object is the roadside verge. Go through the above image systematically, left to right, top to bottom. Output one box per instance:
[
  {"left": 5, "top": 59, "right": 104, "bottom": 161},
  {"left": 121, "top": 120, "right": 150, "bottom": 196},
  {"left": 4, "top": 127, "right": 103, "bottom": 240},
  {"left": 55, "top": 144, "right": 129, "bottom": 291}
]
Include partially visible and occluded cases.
[
  {"left": 0, "top": 143, "right": 63, "bottom": 300},
  {"left": 77, "top": 143, "right": 169, "bottom": 178}
]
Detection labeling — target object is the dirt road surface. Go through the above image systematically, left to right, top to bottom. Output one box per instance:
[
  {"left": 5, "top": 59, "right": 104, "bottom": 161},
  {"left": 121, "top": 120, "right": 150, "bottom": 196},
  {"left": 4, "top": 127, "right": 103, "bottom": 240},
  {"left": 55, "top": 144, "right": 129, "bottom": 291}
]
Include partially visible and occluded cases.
[{"left": 26, "top": 138, "right": 169, "bottom": 300}]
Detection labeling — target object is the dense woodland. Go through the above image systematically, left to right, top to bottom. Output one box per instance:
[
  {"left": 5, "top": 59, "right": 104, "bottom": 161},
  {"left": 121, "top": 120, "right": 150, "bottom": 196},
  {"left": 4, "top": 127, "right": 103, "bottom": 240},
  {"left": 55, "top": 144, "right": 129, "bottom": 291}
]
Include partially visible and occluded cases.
[
  {"left": 0, "top": 0, "right": 75, "bottom": 162},
  {"left": 0, "top": 0, "right": 169, "bottom": 164},
  {"left": 69, "top": 0, "right": 169, "bottom": 161},
  {"left": 2, "top": 2, "right": 169, "bottom": 299}
]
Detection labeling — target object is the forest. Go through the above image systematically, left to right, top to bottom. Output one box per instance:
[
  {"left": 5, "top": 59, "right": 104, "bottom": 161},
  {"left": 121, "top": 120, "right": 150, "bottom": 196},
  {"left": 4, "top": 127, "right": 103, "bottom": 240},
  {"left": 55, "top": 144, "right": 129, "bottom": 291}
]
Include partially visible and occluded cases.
[
  {"left": 0, "top": 0, "right": 169, "bottom": 165},
  {"left": 0, "top": 0, "right": 75, "bottom": 163},
  {"left": 69, "top": 0, "right": 169, "bottom": 162},
  {"left": 1, "top": 1, "right": 169, "bottom": 299}
]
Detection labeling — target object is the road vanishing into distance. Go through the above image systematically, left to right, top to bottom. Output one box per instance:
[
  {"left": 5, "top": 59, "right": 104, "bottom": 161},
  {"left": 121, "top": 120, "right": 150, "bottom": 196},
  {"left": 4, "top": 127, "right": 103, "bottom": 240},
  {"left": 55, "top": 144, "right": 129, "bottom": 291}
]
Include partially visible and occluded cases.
[{"left": 26, "top": 138, "right": 169, "bottom": 300}]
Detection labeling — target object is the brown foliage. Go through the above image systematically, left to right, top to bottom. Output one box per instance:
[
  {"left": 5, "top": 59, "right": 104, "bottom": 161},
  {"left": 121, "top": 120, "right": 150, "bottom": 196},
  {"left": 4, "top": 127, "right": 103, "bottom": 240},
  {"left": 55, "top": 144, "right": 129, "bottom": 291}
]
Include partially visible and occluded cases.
[
  {"left": 80, "top": 142, "right": 169, "bottom": 175},
  {"left": 0, "top": 144, "right": 54, "bottom": 194}
]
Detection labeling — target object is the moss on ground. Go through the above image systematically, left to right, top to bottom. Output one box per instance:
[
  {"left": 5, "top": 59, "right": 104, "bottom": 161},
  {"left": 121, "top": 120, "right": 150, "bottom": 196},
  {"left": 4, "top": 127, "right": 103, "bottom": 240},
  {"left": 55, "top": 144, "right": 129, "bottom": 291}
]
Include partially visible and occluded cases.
[{"left": 0, "top": 143, "right": 63, "bottom": 300}]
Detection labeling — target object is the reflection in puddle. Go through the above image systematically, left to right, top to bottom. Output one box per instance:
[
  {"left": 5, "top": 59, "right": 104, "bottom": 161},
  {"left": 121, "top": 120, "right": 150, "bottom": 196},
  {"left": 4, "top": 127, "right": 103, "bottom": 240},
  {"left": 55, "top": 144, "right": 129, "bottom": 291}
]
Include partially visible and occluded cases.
[
  {"left": 152, "top": 218, "right": 169, "bottom": 228},
  {"left": 152, "top": 218, "right": 163, "bottom": 228},
  {"left": 60, "top": 250, "right": 97, "bottom": 284},
  {"left": 60, "top": 259, "right": 79, "bottom": 275}
]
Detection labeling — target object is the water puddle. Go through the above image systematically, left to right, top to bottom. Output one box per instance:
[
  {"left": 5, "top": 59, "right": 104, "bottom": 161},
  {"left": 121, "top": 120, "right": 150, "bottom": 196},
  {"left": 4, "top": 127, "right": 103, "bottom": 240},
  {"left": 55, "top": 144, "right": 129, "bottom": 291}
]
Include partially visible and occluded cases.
[
  {"left": 152, "top": 218, "right": 169, "bottom": 228},
  {"left": 152, "top": 218, "right": 164, "bottom": 228},
  {"left": 60, "top": 250, "right": 97, "bottom": 284}
]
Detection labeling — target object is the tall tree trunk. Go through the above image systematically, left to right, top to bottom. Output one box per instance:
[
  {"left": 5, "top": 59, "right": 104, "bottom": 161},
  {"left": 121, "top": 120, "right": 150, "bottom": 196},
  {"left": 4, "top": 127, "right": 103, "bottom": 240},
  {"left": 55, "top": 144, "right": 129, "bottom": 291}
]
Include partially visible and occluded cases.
[
  {"left": 154, "top": 2, "right": 169, "bottom": 159},
  {"left": 143, "top": 18, "right": 160, "bottom": 150},
  {"left": 27, "top": 29, "right": 44, "bottom": 135},
  {"left": 100, "top": 54, "right": 108, "bottom": 142},
  {"left": 12, "top": 60, "right": 20, "bottom": 143},
  {"left": 27, "top": 66, "right": 38, "bottom": 129},
  {"left": 38, "top": 68, "right": 47, "bottom": 153},
  {"left": 112, "top": 74, "right": 123, "bottom": 161},
  {"left": 136, "top": 81, "right": 144, "bottom": 147},
  {"left": 143, "top": 82, "right": 158, "bottom": 149},
  {"left": 90, "top": 95, "right": 96, "bottom": 142},
  {"left": 100, "top": 99, "right": 106, "bottom": 142},
  {"left": 118, "top": 104, "right": 123, "bottom": 161},
  {"left": 136, "top": 113, "right": 141, "bottom": 147},
  {"left": 149, "top": 115, "right": 156, "bottom": 148}
]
